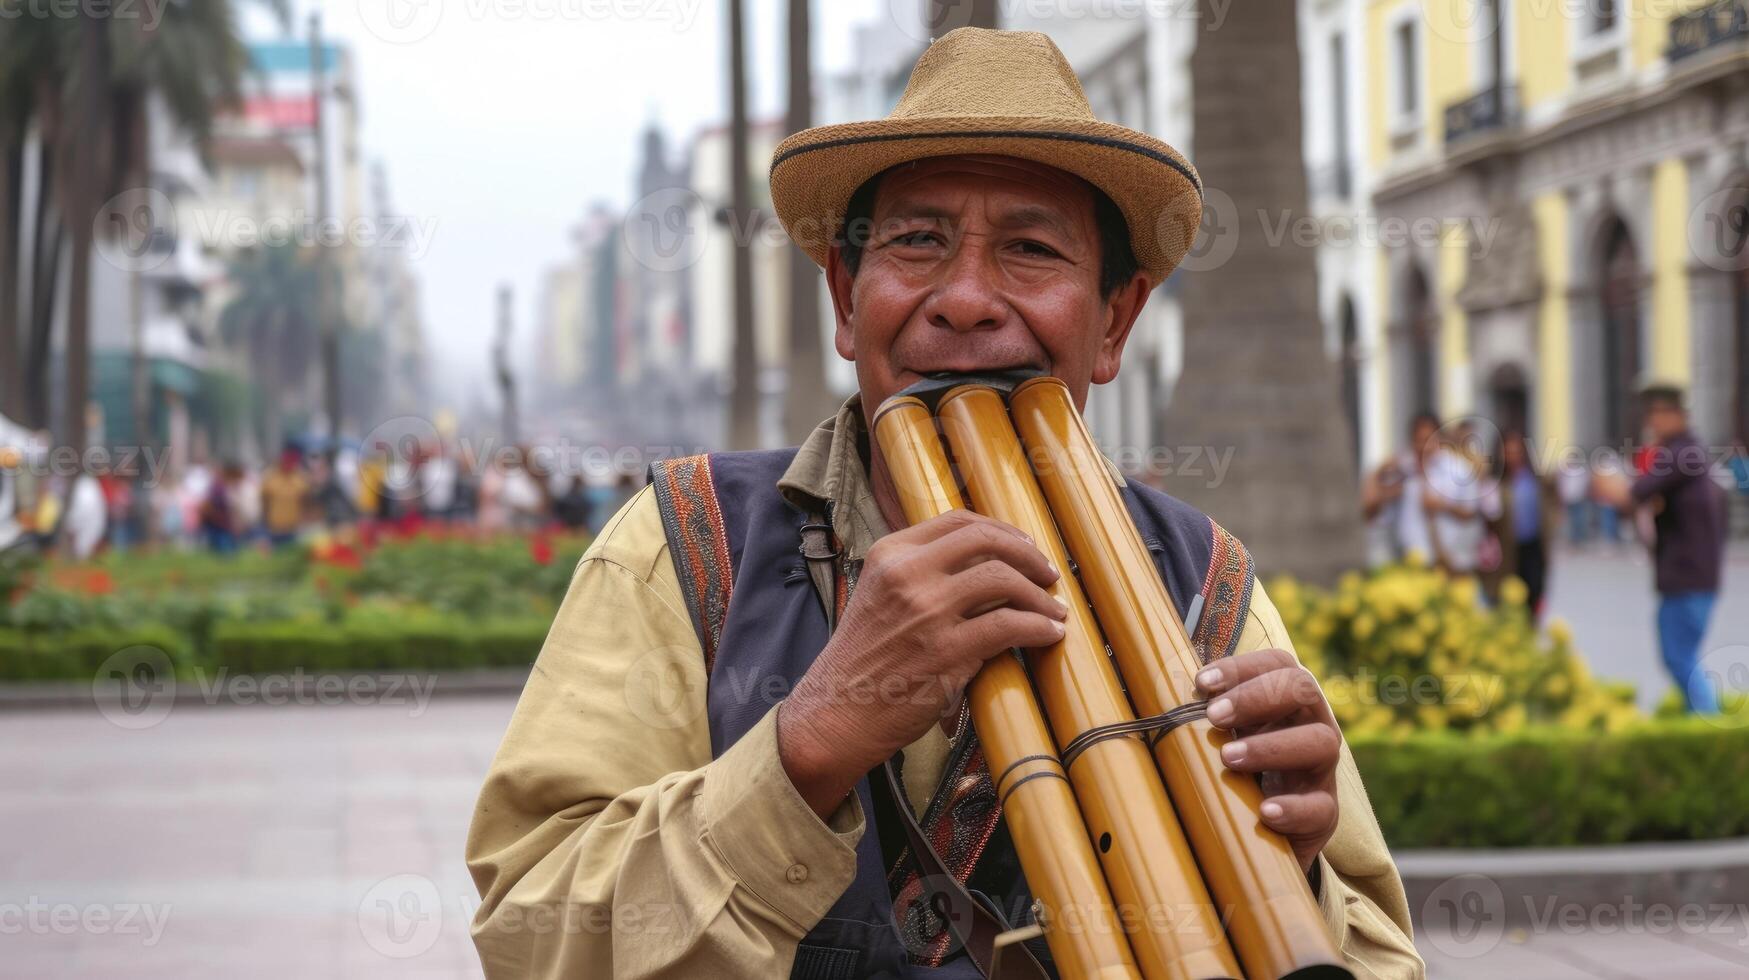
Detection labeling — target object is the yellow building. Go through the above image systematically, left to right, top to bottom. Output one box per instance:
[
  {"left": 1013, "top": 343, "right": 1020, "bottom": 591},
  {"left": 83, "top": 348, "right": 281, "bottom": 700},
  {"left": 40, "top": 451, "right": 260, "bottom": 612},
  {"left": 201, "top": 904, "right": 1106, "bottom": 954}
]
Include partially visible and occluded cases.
[{"left": 1357, "top": 0, "right": 1749, "bottom": 457}]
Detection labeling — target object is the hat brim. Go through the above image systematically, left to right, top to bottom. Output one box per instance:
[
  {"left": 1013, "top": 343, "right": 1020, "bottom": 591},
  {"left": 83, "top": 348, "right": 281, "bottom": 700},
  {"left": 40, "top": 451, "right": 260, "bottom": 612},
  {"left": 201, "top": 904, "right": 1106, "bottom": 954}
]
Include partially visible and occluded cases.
[{"left": 768, "top": 115, "right": 1203, "bottom": 288}]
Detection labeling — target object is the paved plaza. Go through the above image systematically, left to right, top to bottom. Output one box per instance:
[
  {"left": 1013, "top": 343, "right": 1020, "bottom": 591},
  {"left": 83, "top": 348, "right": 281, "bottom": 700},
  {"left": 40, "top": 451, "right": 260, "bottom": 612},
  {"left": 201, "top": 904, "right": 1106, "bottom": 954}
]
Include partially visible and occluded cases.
[{"left": 1, "top": 546, "right": 1744, "bottom": 978}]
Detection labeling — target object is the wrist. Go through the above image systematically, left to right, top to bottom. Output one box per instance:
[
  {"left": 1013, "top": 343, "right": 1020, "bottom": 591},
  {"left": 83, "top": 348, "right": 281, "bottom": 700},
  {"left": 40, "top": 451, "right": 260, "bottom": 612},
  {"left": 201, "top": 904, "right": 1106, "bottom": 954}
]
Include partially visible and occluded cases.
[{"left": 777, "top": 695, "right": 864, "bottom": 819}]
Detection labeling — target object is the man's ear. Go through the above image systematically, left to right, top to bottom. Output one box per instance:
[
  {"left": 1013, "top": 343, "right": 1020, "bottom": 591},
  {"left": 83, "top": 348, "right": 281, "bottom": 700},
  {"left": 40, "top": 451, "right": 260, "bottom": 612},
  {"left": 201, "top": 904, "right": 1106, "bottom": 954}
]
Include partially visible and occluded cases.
[
  {"left": 826, "top": 244, "right": 857, "bottom": 362},
  {"left": 1091, "top": 271, "right": 1153, "bottom": 385}
]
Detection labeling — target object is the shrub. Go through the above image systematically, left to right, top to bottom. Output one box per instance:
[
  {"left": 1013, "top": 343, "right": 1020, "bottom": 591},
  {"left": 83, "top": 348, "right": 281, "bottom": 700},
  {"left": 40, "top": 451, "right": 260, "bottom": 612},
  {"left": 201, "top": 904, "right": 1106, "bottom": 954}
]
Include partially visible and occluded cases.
[
  {"left": 1275, "top": 562, "right": 1640, "bottom": 737},
  {"left": 208, "top": 616, "right": 550, "bottom": 673},
  {"left": 0, "top": 624, "right": 191, "bottom": 682},
  {"left": 1352, "top": 714, "right": 1749, "bottom": 847}
]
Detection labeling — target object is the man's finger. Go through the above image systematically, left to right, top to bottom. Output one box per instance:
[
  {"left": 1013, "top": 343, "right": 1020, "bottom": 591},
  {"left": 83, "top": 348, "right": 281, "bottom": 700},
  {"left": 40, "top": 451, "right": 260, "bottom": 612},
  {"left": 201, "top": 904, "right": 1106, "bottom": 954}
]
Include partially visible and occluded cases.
[
  {"left": 894, "top": 508, "right": 1030, "bottom": 546},
  {"left": 930, "top": 520, "right": 1058, "bottom": 586},
  {"left": 951, "top": 560, "right": 1068, "bottom": 622},
  {"left": 952, "top": 607, "right": 1065, "bottom": 658},
  {"left": 1194, "top": 647, "right": 1299, "bottom": 695},
  {"left": 1204, "top": 665, "right": 1329, "bottom": 731},
  {"left": 1218, "top": 722, "right": 1340, "bottom": 776},
  {"left": 1256, "top": 789, "right": 1339, "bottom": 841}
]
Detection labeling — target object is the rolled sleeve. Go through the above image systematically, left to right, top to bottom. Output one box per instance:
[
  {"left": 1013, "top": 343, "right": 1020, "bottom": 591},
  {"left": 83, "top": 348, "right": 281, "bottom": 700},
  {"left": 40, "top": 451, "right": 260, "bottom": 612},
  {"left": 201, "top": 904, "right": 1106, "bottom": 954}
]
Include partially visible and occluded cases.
[{"left": 701, "top": 705, "right": 864, "bottom": 932}]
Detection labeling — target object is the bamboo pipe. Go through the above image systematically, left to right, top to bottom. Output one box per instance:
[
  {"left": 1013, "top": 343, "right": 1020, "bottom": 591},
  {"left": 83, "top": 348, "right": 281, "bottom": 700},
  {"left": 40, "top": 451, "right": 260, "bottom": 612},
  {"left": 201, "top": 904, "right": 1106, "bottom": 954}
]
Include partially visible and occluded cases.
[
  {"left": 1009, "top": 375, "right": 1352, "bottom": 980},
  {"left": 935, "top": 385, "right": 1241, "bottom": 980},
  {"left": 871, "top": 395, "right": 1141, "bottom": 980}
]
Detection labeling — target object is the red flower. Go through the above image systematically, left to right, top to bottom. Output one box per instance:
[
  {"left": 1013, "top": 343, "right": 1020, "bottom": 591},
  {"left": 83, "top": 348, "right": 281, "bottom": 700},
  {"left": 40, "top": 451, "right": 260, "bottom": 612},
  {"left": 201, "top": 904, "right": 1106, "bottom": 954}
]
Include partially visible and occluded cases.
[{"left": 530, "top": 536, "right": 555, "bottom": 566}]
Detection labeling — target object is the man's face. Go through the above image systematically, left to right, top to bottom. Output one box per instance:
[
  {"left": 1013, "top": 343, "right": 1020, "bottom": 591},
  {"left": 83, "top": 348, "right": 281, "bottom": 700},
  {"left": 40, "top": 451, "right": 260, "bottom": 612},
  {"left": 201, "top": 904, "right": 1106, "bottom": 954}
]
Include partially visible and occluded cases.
[
  {"left": 825, "top": 155, "right": 1149, "bottom": 419},
  {"left": 1644, "top": 400, "right": 1687, "bottom": 441}
]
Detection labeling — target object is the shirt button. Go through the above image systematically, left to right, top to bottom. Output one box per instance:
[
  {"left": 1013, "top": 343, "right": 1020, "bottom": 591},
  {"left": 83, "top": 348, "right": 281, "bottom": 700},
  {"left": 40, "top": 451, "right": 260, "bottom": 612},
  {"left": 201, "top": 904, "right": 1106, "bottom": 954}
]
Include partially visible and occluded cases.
[{"left": 786, "top": 864, "right": 809, "bottom": 884}]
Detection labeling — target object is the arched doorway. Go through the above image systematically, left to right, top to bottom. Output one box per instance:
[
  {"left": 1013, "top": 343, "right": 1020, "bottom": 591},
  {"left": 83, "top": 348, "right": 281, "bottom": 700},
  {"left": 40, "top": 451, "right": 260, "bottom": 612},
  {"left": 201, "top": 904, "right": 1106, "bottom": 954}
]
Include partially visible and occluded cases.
[
  {"left": 1598, "top": 217, "right": 1643, "bottom": 446},
  {"left": 1339, "top": 295, "right": 1362, "bottom": 468},
  {"left": 1488, "top": 363, "right": 1530, "bottom": 437}
]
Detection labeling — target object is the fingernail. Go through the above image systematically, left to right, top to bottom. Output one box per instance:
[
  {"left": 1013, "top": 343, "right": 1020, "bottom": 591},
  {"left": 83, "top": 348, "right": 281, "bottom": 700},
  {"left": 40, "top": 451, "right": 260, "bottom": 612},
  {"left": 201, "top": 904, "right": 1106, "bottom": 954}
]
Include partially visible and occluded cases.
[
  {"left": 1047, "top": 559, "right": 1059, "bottom": 577},
  {"left": 1053, "top": 595, "right": 1069, "bottom": 615},
  {"left": 1051, "top": 620, "right": 1066, "bottom": 635},
  {"left": 1196, "top": 667, "right": 1222, "bottom": 691},
  {"left": 1206, "top": 697, "right": 1234, "bottom": 726},
  {"left": 1221, "top": 740, "right": 1246, "bottom": 765},
  {"left": 1261, "top": 801, "right": 1283, "bottom": 820}
]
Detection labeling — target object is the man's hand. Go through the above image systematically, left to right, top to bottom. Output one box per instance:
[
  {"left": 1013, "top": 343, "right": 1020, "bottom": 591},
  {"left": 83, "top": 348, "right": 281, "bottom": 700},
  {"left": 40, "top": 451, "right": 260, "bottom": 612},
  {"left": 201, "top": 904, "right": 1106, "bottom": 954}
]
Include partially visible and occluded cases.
[
  {"left": 779, "top": 510, "right": 1066, "bottom": 818},
  {"left": 1195, "top": 649, "right": 1342, "bottom": 874}
]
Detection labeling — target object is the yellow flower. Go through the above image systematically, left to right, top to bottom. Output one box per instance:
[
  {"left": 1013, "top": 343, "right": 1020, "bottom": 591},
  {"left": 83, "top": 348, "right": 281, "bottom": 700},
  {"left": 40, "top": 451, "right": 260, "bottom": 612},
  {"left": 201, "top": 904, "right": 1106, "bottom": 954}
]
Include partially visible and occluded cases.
[{"left": 1500, "top": 576, "right": 1529, "bottom": 608}]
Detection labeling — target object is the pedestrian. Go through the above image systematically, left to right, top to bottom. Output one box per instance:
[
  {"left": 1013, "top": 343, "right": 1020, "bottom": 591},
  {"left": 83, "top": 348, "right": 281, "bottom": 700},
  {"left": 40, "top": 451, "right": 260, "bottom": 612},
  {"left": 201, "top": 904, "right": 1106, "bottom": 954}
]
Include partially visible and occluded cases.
[
  {"left": 466, "top": 29, "right": 1420, "bottom": 979},
  {"left": 1593, "top": 382, "right": 1730, "bottom": 713},
  {"left": 1361, "top": 412, "right": 1497, "bottom": 574},
  {"left": 1489, "top": 429, "right": 1560, "bottom": 617},
  {"left": 260, "top": 446, "right": 310, "bottom": 549},
  {"left": 200, "top": 462, "right": 244, "bottom": 555},
  {"left": 550, "top": 473, "right": 591, "bottom": 531}
]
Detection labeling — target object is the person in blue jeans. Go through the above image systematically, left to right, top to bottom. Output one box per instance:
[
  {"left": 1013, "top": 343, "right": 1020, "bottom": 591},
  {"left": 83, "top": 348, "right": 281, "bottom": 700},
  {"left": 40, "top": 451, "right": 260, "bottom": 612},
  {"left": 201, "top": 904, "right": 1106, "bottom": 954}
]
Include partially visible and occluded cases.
[{"left": 1595, "top": 383, "right": 1729, "bottom": 713}]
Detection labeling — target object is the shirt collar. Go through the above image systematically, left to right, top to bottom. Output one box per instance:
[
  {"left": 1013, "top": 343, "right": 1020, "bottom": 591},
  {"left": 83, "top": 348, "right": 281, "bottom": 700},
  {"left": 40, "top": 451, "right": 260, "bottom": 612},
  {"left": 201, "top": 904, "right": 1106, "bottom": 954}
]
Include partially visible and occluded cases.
[{"left": 778, "top": 395, "right": 889, "bottom": 560}]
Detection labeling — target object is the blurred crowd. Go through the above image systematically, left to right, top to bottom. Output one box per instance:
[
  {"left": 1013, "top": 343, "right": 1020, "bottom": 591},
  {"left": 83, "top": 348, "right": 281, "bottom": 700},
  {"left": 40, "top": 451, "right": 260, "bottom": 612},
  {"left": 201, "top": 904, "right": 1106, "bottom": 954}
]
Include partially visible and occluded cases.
[
  {"left": 1359, "top": 383, "right": 1741, "bottom": 713},
  {"left": 0, "top": 439, "right": 643, "bottom": 560}
]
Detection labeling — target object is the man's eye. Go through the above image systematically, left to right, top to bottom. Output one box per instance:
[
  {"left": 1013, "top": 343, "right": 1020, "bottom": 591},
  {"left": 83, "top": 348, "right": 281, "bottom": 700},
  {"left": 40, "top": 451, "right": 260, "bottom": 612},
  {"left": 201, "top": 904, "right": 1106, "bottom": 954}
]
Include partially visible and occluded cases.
[
  {"left": 890, "top": 230, "right": 940, "bottom": 247},
  {"left": 1013, "top": 240, "right": 1059, "bottom": 257}
]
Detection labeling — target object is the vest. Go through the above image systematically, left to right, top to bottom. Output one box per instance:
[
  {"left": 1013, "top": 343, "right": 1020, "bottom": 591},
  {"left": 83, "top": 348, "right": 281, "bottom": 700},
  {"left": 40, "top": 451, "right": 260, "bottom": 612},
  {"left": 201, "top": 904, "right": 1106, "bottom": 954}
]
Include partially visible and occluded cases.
[{"left": 649, "top": 450, "right": 1256, "bottom": 980}]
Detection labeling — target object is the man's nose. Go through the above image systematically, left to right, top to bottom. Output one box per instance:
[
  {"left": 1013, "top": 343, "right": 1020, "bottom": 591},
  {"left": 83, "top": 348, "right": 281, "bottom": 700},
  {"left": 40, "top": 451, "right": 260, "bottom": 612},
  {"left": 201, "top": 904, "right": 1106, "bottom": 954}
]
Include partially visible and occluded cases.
[{"left": 922, "top": 239, "right": 1006, "bottom": 333}]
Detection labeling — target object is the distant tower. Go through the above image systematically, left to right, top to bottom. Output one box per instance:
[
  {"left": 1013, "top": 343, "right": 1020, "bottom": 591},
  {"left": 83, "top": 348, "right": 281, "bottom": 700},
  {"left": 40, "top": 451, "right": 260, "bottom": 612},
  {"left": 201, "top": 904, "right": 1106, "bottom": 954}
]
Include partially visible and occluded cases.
[{"left": 493, "top": 283, "right": 518, "bottom": 445}]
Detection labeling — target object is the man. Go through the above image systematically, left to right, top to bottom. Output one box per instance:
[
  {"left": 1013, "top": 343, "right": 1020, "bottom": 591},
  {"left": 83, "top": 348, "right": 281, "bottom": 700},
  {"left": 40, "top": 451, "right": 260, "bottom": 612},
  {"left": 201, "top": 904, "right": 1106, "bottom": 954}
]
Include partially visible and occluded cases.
[
  {"left": 468, "top": 29, "right": 1421, "bottom": 979},
  {"left": 1594, "top": 382, "right": 1729, "bottom": 713},
  {"left": 1361, "top": 412, "right": 1493, "bottom": 574},
  {"left": 260, "top": 446, "right": 310, "bottom": 549}
]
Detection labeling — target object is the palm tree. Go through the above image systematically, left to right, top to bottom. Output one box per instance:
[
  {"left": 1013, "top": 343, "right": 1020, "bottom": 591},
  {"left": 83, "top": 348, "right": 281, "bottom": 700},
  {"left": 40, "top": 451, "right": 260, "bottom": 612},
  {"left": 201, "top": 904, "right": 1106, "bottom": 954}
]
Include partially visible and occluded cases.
[
  {"left": 726, "top": 0, "right": 759, "bottom": 449},
  {"left": 781, "top": 0, "right": 837, "bottom": 443},
  {"left": 1165, "top": 0, "right": 1364, "bottom": 583},
  {"left": 0, "top": 1, "right": 272, "bottom": 447},
  {"left": 218, "top": 241, "right": 321, "bottom": 455}
]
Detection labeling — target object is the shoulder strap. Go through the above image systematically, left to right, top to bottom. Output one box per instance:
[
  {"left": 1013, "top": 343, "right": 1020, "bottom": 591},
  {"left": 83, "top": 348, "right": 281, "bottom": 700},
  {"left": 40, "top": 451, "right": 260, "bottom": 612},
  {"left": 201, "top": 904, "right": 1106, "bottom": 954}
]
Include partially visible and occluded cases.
[
  {"left": 648, "top": 455, "right": 735, "bottom": 672},
  {"left": 795, "top": 505, "right": 1048, "bottom": 980},
  {"left": 1190, "top": 517, "right": 1257, "bottom": 664}
]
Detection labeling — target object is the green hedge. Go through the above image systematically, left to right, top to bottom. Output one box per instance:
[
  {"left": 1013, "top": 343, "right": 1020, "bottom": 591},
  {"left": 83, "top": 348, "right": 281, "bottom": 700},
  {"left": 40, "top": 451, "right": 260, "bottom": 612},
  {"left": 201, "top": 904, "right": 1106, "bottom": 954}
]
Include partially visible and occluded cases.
[
  {"left": 0, "top": 618, "right": 549, "bottom": 681},
  {"left": 207, "top": 618, "right": 549, "bottom": 673},
  {"left": 0, "top": 624, "right": 191, "bottom": 681},
  {"left": 1352, "top": 718, "right": 1749, "bottom": 848}
]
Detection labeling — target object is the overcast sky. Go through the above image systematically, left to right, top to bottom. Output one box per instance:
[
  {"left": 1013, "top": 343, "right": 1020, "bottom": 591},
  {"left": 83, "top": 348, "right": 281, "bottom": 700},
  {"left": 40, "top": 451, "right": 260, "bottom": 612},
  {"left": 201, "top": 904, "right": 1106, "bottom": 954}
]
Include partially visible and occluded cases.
[{"left": 250, "top": 0, "right": 884, "bottom": 411}]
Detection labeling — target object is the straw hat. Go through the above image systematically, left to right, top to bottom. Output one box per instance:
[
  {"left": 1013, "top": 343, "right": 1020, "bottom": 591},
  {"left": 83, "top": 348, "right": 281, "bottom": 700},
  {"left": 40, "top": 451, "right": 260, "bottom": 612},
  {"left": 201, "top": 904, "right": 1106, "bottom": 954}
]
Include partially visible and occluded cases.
[{"left": 768, "top": 28, "right": 1203, "bottom": 287}]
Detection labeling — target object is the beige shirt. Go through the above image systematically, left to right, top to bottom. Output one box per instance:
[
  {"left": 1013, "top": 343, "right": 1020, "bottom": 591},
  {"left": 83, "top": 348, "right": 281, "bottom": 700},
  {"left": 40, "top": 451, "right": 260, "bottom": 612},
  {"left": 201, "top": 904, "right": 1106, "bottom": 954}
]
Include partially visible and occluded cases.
[{"left": 466, "top": 401, "right": 1425, "bottom": 979}]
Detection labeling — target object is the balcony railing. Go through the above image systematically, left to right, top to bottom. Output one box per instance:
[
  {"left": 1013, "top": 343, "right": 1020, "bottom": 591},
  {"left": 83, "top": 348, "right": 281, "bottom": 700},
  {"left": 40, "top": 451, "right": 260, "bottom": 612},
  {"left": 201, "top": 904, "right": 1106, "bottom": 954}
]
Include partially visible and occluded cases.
[
  {"left": 1668, "top": 0, "right": 1749, "bottom": 63},
  {"left": 1443, "top": 84, "right": 1520, "bottom": 148}
]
